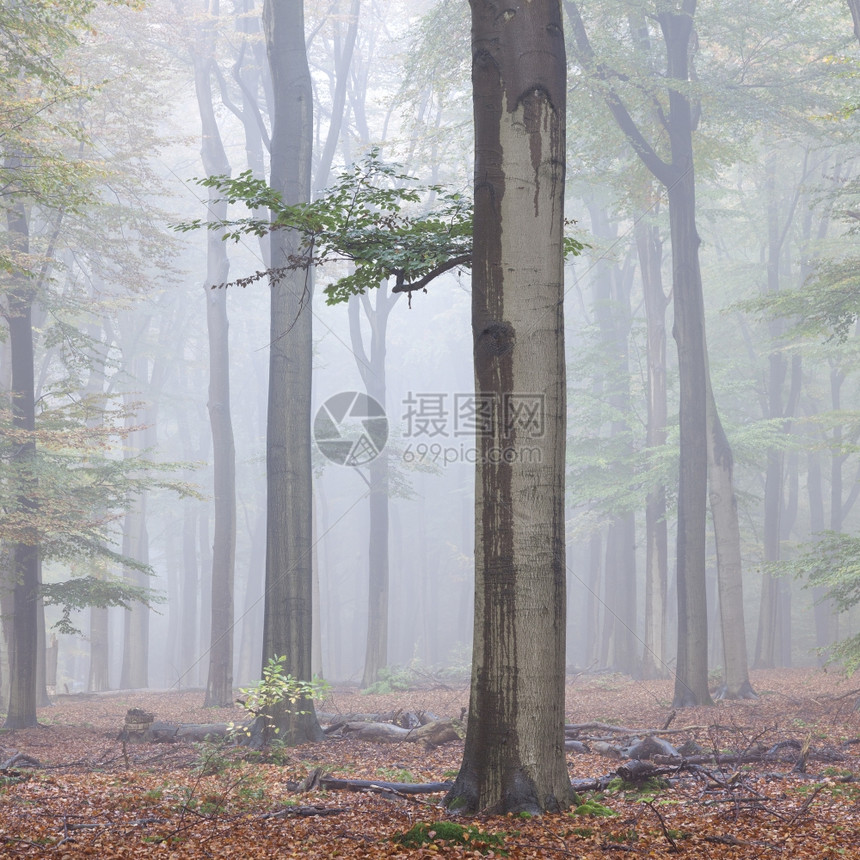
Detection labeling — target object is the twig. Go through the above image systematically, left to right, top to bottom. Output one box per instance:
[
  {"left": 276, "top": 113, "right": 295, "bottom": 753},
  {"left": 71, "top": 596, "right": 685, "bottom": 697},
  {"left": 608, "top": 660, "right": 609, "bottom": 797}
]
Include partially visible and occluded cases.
[
  {"left": 787, "top": 783, "right": 826, "bottom": 827},
  {"left": 646, "top": 800, "right": 678, "bottom": 852}
]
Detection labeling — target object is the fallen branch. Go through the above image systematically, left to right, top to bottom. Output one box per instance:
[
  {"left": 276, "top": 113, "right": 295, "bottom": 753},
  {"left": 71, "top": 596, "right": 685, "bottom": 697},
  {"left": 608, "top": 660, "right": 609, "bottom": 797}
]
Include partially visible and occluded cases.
[
  {"left": 565, "top": 722, "right": 710, "bottom": 736},
  {"left": 0, "top": 751, "right": 41, "bottom": 769},
  {"left": 294, "top": 767, "right": 453, "bottom": 795},
  {"left": 262, "top": 805, "right": 345, "bottom": 818}
]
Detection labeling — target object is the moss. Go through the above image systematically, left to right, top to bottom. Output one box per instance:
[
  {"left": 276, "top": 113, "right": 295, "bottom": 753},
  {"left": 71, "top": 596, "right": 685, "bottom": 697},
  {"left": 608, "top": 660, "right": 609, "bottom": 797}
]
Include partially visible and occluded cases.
[
  {"left": 571, "top": 798, "right": 617, "bottom": 817},
  {"left": 392, "top": 820, "right": 507, "bottom": 855}
]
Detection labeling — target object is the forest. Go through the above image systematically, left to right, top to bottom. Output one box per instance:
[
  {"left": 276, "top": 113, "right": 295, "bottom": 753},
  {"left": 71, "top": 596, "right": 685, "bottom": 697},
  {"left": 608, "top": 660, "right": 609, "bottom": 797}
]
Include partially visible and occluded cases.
[{"left": 2, "top": 0, "right": 860, "bottom": 855}]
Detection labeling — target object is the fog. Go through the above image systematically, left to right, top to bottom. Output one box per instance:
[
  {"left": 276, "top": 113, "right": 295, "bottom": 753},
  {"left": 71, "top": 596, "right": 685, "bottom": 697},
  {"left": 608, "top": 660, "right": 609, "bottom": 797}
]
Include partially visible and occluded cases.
[{"left": 3, "top": 0, "right": 860, "bottom": 709}]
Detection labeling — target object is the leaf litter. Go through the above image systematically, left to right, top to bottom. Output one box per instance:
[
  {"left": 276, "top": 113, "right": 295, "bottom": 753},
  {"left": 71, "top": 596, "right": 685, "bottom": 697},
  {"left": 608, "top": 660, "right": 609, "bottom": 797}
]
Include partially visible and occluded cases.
[{"left": 0, "top": 668, "right": 857, "bottom": 857}]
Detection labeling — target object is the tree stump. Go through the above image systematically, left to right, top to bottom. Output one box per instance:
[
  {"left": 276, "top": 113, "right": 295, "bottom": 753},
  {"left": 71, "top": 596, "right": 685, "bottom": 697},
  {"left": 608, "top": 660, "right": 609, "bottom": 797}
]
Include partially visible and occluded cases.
[{"left": 121, "top": 708, "right": 154, "bottom": 743}]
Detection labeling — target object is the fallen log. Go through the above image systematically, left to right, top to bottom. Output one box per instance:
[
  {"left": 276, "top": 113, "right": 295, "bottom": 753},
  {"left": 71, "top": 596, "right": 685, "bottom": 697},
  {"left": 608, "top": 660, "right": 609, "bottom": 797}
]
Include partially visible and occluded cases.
[
  {"left": 339, "top": 718, "right": 463, "bottom": 746},
  {"left": 341, "top": 722, "right": 411, "bottom": 742},
  {"left": 565, "top": 722, "right": 710, "bottom": 736},
  {"left": 616, "top": 759, "right": 658, "bottom": 782},
  {"left": 293, "top": 768, "right": 453, "bottom": 795},
  {"left": 262, "top": 805, "right": 345, "bottom": 818}
]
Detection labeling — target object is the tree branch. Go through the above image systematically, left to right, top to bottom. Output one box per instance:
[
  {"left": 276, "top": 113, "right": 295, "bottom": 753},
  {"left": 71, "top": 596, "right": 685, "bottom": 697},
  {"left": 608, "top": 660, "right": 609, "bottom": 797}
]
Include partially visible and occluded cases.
[
  {"left": 563, "top": 1, "right": 675, "bottom": 187},
  {"left": 391, "top": 254, "right": 471, "bottom": 295}
]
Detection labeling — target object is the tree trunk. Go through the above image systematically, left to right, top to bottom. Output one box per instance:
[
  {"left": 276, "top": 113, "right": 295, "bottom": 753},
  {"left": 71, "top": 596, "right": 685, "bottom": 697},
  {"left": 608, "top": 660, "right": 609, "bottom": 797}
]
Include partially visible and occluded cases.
[
  {"left": 260, "top": 0, "right": 322, "bottom": 744},
  {"left": 445, "top": 0, "right": 572, "bottom": 815},
  {"left": 847, "top": 0, "right": 860, "bottom": 46},
  {"left": 192, "top": 1, "right": 237, "bottom": 709},
  {"left": 659, "top": 7, "right": 713, "bottom": 709},
  {"left": 4, "top": 195, "right": 40, "bottom": 729},
  {"left": 587, "top": 204, "right": 637, "bottom": 675},
  {"left": 636, "top": 218, "right": 669, "bottom": 679},
  {"left": 348, "top": 288, "right": 397, "bottom": 688},
  {"left": 706, "top": 381, "right": 755, "bottom": 698},
  {"left": 807, "top": 448, "right": 836, "bottom": 657},
  {"left": 119, "top": 492, "right": 149, "bottom": 690},
  {"left": 180, "top": 498, "right": 199, "bottom": 684}
]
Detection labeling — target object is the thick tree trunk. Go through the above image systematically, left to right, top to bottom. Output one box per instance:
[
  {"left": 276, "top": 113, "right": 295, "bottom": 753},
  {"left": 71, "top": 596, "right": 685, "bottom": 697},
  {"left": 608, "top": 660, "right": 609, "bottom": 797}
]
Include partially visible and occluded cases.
[
  {"left": 260, "top": 0, "right": 322, "bottom": 744},
  {"left": 446, "top": 0, "right": 572, "bottom": 815}
]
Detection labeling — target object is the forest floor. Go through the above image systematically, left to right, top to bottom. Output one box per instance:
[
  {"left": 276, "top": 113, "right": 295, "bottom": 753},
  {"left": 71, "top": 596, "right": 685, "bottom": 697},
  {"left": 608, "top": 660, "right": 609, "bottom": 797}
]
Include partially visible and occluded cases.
[{"left": 0, "top": 668, "right": 858, "bottom": 857}]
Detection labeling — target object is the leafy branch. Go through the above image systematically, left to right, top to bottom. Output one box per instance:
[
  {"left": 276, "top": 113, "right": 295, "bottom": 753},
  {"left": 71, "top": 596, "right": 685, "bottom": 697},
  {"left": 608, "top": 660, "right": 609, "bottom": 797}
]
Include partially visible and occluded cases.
[{"left": 175, "top": 148, "right": 586, "bottom": 305}]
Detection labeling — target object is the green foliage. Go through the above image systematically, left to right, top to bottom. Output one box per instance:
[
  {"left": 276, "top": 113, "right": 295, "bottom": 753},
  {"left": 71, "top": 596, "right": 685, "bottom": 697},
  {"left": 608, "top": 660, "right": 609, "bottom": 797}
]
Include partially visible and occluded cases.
[
  {"left": 175, "top": 148, "right": 585, "bottom": 305},
  {"left": 177, "top": 149, "right": 472, "bottom": 304},
  {"left": 768, "top": 532, "right": 860, "bottom": 673},
  {"left": 41, "top": 575, "right": 163, "bottom": 636},
  {"left": 231, "top": 656, "right": 329, "bottom": 745},
  {"left": 361, "top": 665, "right": 415, "bottom": 694},
  {"left": 191, "top": 739, "right": 234, "bottom": 777},
  {"left": 376, "top": 766, "right": 414, "bottom": 783},
  {"left": 392, "top": 821, "right": 507, "bottom": 855}
]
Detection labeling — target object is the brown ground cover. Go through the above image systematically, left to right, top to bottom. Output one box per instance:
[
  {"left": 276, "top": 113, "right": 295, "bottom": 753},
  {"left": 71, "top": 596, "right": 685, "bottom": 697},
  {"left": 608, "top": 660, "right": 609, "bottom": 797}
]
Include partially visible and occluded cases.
[{"left": 0, "top": 668, "right": 858, "bottom": 857}]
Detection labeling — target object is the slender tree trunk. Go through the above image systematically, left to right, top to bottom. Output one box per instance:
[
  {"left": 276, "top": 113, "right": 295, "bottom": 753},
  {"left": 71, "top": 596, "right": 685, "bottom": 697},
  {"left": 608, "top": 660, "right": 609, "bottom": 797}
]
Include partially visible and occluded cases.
[
  {"left": 260, "top": 0, "right": 322, "bottom": 744},
  {"left": 446, "top": 0, "right": 572, "bottom": 814},
  {"left": 847, "top": 0, "right": 860, "bottom": 45},
  {"left": 192, "top": 1, "right": 237, "bottom": 708},
  {"left": 4, "top": 195, "right": 40, "bottom": 729},
  {"left": 587, "top": 205, "right": 637, "bottom": 674},
  {"left": 636, "top": 218, "right": 669, "bottom": 679},
  {"left": 348, "top": 288, "right": 396, "bottom": 687},
  {"left": 706, "top": 379, "right": 755, "bottom": 697},
  {"left": 807, "top": 448, "right": 835, "bottom": 656},
  {"left": 119, "top": 492, "right": 149, "bottom": 690},
  {"left": 180, "top": 498, "right": 199, "bottom": 684},
  {"left": 237, "top": 505, "right": 265, "bottom": 685}
]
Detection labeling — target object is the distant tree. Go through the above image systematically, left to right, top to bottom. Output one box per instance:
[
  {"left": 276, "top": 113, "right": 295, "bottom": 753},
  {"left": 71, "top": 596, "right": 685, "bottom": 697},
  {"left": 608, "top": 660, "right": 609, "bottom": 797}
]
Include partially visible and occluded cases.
[
  {"left": 0, "top": 0, "right": 124, "bottom": 727},
  {"left": 185, "top": 0, "right": 237, "bottom": 709},
  {"left": 565, "top": 0, "right": 759, "bottom": 705},
  {"left": 848, "top": 0, "right": 860, "bottom": 43}
]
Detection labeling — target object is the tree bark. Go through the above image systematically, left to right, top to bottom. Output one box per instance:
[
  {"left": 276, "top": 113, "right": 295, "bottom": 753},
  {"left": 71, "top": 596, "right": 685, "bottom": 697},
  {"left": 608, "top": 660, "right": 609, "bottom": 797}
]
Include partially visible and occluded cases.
[
  {"left": 192, "top": 0, "right": 237, "bottom": 709},
  {"left": 260, "top": 0, "right": 322, "bottom": 744},
  {"left": 445, "top": 0, "right": 572, "bottom": 815},
  {"left": 847, "top": 0, "right": 860, "bottom": 45},
  {"left": 4, "top": 194, "right": 40, "bottom": 729},
  {"left": 587, "top": 204, "right": 637, "bottom": 675},
  {"left": 636, "top": 218, "right": 669, "bottom": 680},
  {"left": 348, "top": 288, "right": 397, "bottom": 688},
  {"left": 706, "top": 379, "right": 755, "bottom": 698},
  {"left": 119, "top": 491, "right": 149, "bottom": 689}
]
